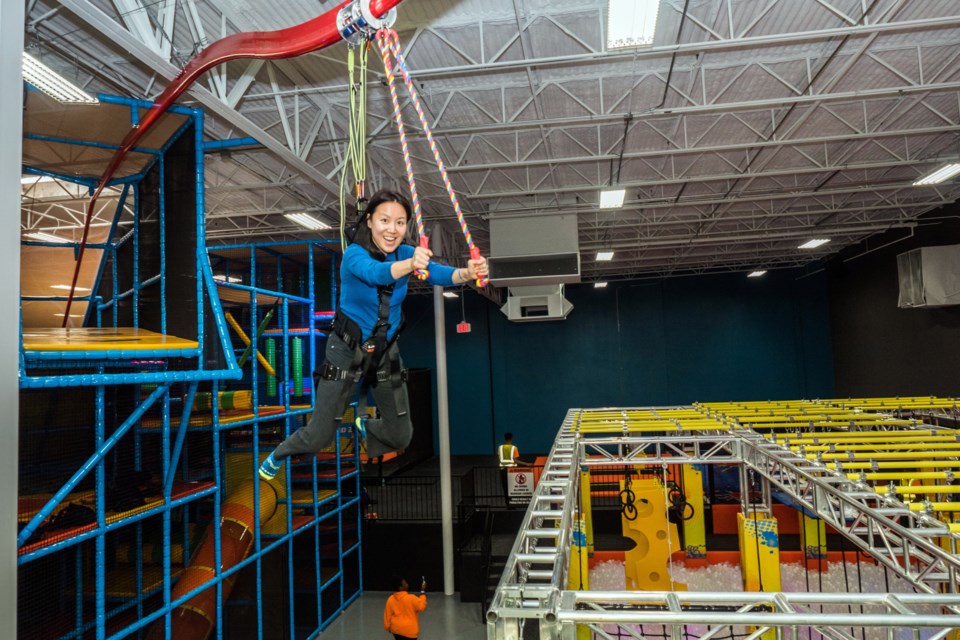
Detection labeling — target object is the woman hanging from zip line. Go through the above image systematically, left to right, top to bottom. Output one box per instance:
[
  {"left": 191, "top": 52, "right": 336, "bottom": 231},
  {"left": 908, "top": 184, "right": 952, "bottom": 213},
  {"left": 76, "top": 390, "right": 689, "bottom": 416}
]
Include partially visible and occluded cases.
[{"left": 259, "top": 189, "right": 488, "bottom": 481}]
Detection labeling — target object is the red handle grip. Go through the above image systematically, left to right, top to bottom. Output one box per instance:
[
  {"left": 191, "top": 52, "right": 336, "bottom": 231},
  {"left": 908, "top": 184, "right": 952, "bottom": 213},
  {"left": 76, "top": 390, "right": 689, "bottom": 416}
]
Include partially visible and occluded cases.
[
  {"left": 415, "top": 234, "right": 430, "bottom": 280},
  {"left": 469, "top": 246, "right": 488, "bottom": 288}
]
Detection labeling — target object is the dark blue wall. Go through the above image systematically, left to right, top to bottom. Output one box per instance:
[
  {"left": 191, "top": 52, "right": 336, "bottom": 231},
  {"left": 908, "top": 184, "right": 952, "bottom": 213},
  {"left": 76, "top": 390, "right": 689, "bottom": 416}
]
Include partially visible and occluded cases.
[
  {"left": 827, "top": 210, "right": 960, "bottom": 397},
  {"left": 398, "top": 269, "right": 834, "bottom": 456}
]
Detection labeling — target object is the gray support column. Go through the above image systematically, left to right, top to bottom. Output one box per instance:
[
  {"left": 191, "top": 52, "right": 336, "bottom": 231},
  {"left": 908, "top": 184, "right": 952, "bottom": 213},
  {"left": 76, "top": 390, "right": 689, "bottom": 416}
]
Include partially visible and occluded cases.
[
  {"left": 0, "top": 3, "right": 24, "bottom": 637},
  {"left": 433, "top": 285, "right": 455, "bottom": 594}
]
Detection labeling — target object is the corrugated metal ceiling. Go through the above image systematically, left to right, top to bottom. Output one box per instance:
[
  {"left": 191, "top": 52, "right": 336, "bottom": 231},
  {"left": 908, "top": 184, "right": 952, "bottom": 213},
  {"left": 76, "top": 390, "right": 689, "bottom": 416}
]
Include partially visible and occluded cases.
[{"left": 19, "top": 0, "right": 960, "bottom": 280}]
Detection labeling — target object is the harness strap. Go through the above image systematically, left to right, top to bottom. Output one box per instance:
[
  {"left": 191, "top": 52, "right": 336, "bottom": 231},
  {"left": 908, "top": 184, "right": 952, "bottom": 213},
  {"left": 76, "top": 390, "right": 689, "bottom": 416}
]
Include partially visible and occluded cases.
[{"left": 359, "top": 283, "right": 394, "bottom": 384}]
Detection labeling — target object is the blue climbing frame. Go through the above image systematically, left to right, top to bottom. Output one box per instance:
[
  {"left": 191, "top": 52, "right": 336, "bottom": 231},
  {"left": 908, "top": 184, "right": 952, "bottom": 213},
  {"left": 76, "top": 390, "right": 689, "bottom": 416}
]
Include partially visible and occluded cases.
[{"left": 18, "top": 95, "right": 363, "bottom": 640}]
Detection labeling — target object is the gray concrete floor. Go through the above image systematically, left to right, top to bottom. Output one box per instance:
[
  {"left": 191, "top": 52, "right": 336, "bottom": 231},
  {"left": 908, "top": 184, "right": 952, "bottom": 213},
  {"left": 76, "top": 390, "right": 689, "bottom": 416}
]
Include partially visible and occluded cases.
[{"left": 319, "top": 591, "right": 487, "bottom": 639}]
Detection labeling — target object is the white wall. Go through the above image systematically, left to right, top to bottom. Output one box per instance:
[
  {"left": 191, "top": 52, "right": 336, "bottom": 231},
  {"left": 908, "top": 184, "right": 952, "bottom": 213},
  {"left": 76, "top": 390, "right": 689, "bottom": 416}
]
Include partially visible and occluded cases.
[{"left": 0, "top": 1, "right": 24, "bottom": 636}]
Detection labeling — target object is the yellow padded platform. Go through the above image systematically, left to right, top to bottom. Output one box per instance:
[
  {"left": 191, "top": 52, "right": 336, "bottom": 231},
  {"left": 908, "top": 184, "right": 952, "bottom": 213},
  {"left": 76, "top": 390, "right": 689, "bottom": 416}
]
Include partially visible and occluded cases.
[
  {"left": 22, "top": 327, "right": 197, "bottom": 352},
  {"left": 140, "top": 404, "right": 311, "bottom": 429}
]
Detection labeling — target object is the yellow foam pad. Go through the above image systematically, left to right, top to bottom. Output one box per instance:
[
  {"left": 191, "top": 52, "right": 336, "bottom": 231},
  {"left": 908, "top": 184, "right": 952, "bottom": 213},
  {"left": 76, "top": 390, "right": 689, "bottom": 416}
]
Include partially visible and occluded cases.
[{"left": 23, "top": 327, "right": 197, "bottom": 352}]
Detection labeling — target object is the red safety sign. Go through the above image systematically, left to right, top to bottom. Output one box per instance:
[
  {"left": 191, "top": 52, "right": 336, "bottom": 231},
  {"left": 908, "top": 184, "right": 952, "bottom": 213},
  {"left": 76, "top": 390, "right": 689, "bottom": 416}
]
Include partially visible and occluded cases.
[{"left": 456, "top": 322, "right": 471, "bottom": 333}]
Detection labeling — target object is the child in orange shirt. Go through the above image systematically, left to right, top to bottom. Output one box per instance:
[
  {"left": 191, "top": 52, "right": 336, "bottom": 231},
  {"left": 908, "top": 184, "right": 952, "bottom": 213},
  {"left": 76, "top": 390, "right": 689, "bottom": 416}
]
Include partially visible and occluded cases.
[{"left": 384, "top": 576, "right": 427, "bottom": 640}]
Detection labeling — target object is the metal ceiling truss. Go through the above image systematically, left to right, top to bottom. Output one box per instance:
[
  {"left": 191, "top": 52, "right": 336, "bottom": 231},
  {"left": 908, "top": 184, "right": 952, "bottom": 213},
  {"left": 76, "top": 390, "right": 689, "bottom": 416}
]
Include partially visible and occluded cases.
[
  {"left": 21, "top": 0, "right": 960, "bottom": 277},
  {"left": 486, "top": 408, "right": 960, "bottom": 639}
]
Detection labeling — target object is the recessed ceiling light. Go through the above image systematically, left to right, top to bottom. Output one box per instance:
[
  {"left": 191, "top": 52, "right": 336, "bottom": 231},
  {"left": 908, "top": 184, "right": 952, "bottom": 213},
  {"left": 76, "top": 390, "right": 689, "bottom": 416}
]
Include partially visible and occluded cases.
[
  {"left": 607, "top": 0, "right": 660, "bottom": 49},
  {"left": 22, "top": 53, "right": 99, "bottom": 104},
  {"left": 913, "top": 163, "right": 960, "bottom": 186},
  {"left": 599, "top": 189, "right": 626, "bottom": 209},
  {"left": 284, "top": 212, "right": 331, "bottom": 230},
  {"left": 24, "top": 231, "right": 70, "bottom": 244},
  {"left": 798, "top": 238, "right": 831, "bottom": 250},
  {"left": 596, "top": 251, "right": 615, "bottom": 261},
  {"left": 747, "top": 270, "right": 767, "bottom": 278},
  {"left": 594, "top": 282, "right": 608, "bottom": 288},
  {"left": 51, "top": 284, "right": 91, "bottom": 292},
  {"left": 442, "top": 291, "right": 458, "bottom": 298}
]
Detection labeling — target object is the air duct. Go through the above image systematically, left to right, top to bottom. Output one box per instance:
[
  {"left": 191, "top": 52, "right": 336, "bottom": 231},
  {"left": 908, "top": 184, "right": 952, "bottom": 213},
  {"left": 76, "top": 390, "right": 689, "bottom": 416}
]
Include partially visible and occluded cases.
[
  {"left": 487, "top": 213, "right": 580, "bottom": 287},
  {"left": 897, "top": 244, "right": 960, "bottom": 308},
  {"left": 500, "top": 284, "right": 573, "bottom": 322}
]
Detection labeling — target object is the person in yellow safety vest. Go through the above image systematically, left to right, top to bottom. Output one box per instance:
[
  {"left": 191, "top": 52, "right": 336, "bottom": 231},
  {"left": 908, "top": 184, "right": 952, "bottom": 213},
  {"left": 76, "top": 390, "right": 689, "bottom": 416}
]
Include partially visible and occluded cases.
[{"left": 498, "top": 432, "right": 532, "bottom": 508}]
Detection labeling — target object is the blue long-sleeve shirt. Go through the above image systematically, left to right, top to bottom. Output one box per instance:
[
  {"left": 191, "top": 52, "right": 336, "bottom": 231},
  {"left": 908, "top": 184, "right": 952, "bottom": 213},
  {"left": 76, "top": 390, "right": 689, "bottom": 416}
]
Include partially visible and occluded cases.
[{"left": 339, "top": 243, "right": 456, "bottom": 340}]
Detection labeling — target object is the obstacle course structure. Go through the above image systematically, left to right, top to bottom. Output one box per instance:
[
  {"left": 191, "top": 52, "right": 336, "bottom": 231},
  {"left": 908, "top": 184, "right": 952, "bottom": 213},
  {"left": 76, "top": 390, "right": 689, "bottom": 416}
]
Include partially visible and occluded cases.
[{"left": 487, "top": 397, "right": 960, "bottom": 639}]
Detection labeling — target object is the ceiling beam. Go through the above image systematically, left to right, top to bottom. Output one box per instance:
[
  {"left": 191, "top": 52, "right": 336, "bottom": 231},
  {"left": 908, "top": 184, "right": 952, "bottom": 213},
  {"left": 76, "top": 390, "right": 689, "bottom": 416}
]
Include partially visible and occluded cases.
[{"left": 57, "top": 0, "right": 344, "bottom": 201}]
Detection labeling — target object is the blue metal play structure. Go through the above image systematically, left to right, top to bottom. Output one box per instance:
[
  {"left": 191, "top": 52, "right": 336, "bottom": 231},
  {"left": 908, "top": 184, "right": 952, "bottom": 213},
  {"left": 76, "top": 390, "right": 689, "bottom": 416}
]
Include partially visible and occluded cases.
[{"left": 18, "top": 94, "right": 362, "bottom": 639}]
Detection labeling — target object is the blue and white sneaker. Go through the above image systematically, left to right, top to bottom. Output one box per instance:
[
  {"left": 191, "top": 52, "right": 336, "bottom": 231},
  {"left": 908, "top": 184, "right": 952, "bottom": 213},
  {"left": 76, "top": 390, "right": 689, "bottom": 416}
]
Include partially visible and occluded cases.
[
  {"left": 349, "top": 401, "right": 367, "bottom": 439},
  {"left": 258, "top": 451, "right": 282, "bottom": 481}
]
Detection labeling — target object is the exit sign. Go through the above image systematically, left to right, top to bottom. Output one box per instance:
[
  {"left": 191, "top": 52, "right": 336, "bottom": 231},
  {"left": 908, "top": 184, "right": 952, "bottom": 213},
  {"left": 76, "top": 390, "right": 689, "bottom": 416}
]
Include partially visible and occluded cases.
[{"left": 456, "top": 322, "right": 471, "bottom": 334}]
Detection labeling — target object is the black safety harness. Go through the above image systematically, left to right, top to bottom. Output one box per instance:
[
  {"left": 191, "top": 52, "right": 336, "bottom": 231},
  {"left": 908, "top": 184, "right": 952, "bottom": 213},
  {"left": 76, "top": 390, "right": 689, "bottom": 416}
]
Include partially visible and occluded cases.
[{"left": 317, "top": 277, "right": 408, "bottom": 417}]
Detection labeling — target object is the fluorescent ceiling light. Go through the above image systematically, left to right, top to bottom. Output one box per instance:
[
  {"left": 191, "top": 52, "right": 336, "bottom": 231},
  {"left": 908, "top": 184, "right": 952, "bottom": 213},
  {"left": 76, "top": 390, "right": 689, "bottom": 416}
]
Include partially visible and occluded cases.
[
  {"left": 608, "top": 0, "right": 660, "bottom": 49},
  {"left": 22, "top": 53, "right": 98, "bottom": 104},
  {"left": 913, "top": 163, "right": 960, "bottom": 186},
  {"left": 599, "top": 188, "right": 626, "bottom": 209},
  {"left": 284, "top": 212, "right": 331, "bottom": 230},
  {"left": 24, "top": 231, "right": 70, "bottom": 243},
  {"left": 798, "top": 238, "right": 831, "bottom": 249},
  {"left": 596, "top": 251, "right": 615, "bottom": 261},
  {"left": 747, "top": 270, "right": 767, "bottom": 278},
  {"left": 213, "top": 275, "right": 243, "bottom": 283},
  {"left": 594, "top": 282, "right": 609, "bottom": 288},
  {"left": 51, "top": 284, "right": 91, "bottom": 292},
  {"left": 442, "top": 291, "right": 458, "bottom": 298},
  {"left": 53, "top": 314, "right": 84, "bottom": 318}
]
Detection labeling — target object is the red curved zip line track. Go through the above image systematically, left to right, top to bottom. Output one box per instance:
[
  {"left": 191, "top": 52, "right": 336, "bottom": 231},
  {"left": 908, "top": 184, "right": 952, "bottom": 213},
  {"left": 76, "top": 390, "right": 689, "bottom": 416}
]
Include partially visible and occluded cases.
[{"left": 61, "top": 0, "right": 403, "bottom": 326}]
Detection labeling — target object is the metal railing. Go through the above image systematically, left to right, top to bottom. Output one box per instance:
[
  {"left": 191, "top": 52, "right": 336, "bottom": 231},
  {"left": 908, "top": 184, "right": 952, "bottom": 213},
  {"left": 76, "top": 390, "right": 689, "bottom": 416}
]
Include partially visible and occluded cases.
[{"left": 364, "top": 463, "right": 648, "bottom": 521}]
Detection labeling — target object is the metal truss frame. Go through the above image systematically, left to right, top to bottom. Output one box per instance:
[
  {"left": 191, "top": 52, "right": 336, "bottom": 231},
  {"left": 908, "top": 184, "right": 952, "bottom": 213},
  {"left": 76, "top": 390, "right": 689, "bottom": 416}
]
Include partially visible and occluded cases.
[
  {"left": 24, "top": 0, "right": 960, "bottom": 278},
  {"left": 486, "top": 409, "right": 960, "bottom": 639}
]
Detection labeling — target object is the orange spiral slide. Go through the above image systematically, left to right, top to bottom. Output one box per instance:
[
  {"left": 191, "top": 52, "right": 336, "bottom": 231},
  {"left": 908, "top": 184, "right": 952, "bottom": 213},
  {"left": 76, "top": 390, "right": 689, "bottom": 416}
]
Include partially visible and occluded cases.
[{"left": 147, "top": 481, "right": 278, "bottom": 640}]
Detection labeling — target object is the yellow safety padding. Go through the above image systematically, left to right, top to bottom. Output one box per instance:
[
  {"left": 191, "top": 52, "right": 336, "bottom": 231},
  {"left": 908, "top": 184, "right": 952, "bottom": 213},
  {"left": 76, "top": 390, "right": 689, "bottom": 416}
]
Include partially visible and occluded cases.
[
  {"left": 22, "top": 327, "right": 198, "bottom": 351},
  {"left": 781, "top": 430, "right": 941, "bottom": 442},
  {"left": 816, "top": 451, "right": 960, "bottom": 461},
  {"left": 829, "top": 460, "right": 960, "bottom": 470},
  {"left": 682, "top": 465, "right": 706, "bottom": 559},
  {"left": 579, "top": 470, "right": 594, "bottom": 555},
  {"left": 847, "top": 471, "right": 953, "bottom": 481},
  {"left": 621, "top": 479, "right": 686, "bottom": 592},
  {"left": 874, "top": 485, "right": 960, "bottom": 495},
  {"left": 908, "top": 502, "right": 960, "bottom": 513},
  {"left": 737, "top": 512, "right": 781, "bottom": 592}
]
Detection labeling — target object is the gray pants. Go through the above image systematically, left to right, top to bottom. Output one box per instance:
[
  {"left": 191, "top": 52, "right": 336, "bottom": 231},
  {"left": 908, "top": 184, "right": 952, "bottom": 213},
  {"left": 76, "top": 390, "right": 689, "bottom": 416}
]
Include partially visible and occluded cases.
[{"left": 272, "top": 332, "right": 412, "bottom": 461}]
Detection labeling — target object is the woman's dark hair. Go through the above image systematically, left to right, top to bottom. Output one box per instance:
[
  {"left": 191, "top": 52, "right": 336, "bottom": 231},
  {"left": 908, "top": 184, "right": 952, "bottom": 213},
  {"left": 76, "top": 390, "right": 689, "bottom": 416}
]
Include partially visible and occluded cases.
[
  {"left": 351, "top": 189, "right": 413, "bottom": 256},
  {"left": 391, "top": 575, "right": 408, "bottom": 591}
]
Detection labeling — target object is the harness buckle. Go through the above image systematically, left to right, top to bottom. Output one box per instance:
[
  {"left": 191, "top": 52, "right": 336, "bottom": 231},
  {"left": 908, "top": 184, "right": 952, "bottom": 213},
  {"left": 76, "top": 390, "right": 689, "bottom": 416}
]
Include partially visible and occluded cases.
[
  {"left": 318, "top": 362, "right": 347, "bottom": 381},
  {"left": 375, "top": 368, "right": 408, "bottom": 384}
]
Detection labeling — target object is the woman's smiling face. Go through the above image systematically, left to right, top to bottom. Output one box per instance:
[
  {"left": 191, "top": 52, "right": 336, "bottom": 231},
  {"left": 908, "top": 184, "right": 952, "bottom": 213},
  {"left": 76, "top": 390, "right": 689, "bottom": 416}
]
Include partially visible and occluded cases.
[{"left": 366, "top": 201, "right": 408, "bottom": 254}]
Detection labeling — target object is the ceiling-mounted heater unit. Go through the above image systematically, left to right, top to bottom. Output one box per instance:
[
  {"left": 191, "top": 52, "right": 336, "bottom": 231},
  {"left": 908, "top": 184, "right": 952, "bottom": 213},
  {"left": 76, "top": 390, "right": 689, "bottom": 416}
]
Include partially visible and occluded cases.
[
  {"left": 897, "top": 244, "right": 960, "bottom": 308},
  {"left": 500, "top": 284, "right": 573, "bottom": 322}
]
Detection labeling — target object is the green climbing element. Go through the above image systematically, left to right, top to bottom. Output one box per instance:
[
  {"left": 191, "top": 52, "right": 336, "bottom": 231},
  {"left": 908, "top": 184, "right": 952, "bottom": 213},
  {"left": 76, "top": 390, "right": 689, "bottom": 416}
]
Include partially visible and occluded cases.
[
  {"left": 238, "top": 305, "right": 277, "bottom": 369},
  {"left": 292, "top": 337, "right": 303, "bottom": 397},
  {"left": 266, "top": 338, "right": 277, "bottom": 397},
  {"left": 192, "top": 390, "right": 252, "bottom": 412}
]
